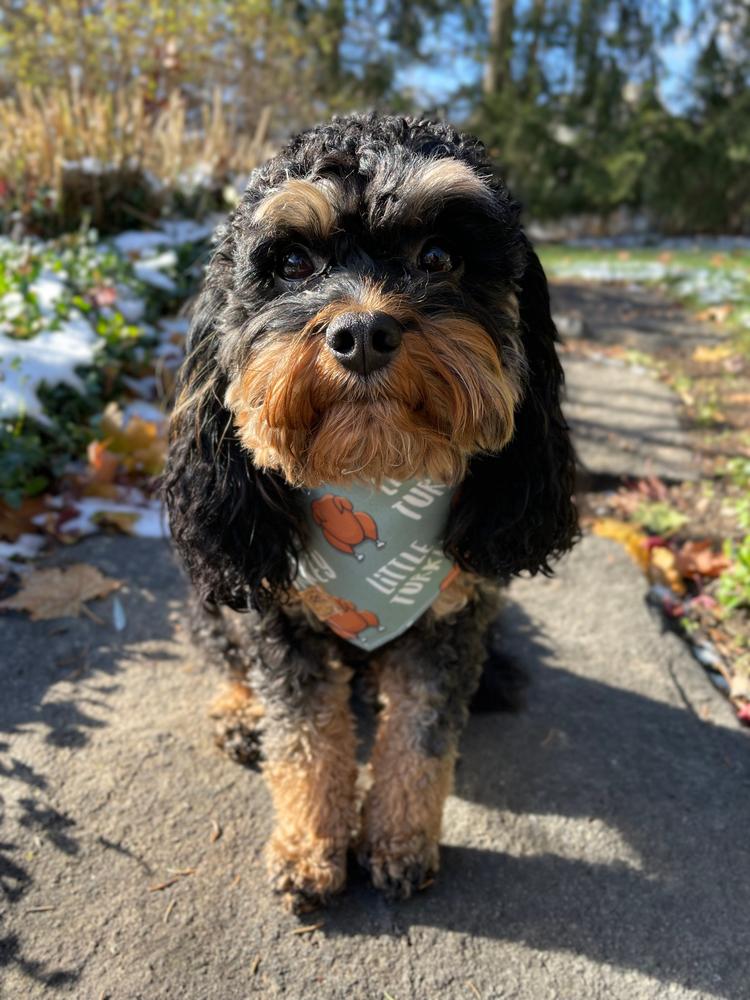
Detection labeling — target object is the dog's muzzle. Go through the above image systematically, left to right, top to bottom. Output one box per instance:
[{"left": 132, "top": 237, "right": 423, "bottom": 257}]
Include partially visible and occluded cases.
[{"left": 325, "top": 311, "right": 402, "bottom": 376}]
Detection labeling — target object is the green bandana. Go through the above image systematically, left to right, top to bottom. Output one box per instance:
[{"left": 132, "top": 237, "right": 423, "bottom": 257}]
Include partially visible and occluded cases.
[{"left": 295, "top": 478, "right": 459, "bottom": 650}]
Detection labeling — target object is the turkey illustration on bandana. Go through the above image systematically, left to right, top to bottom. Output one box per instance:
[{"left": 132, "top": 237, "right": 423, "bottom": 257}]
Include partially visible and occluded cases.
[{"left": 295, "top": 478, "right": 460, "bottom": 649}]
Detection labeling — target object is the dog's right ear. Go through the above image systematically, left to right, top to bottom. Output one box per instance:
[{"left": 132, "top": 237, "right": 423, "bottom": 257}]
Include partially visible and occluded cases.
[{"left": 163, "top": 281, "right": 301, "bottom": 612}]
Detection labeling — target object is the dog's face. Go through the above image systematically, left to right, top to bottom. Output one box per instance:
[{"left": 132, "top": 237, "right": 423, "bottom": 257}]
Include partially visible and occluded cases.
[
  {"left": 165, "top": 114, "right": 578, "bottom": 610},
  {"left": 184, "top": 131, "right": 529, "bottom": 487}
]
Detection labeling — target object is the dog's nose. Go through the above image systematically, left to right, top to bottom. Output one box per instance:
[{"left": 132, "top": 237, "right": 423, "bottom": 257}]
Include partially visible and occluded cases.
[{"left": 325, "top": 311, "right": 402, "bottom": 375}]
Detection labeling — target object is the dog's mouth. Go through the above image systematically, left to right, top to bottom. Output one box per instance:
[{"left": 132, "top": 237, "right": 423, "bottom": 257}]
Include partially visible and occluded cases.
[{"left": 225, "top": 293, "right": 523, "bottom": 488}]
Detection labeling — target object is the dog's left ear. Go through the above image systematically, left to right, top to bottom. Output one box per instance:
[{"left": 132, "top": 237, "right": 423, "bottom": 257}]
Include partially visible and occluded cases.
[{"left": 446, "top": 240, "right": 579, "bottom": 579}]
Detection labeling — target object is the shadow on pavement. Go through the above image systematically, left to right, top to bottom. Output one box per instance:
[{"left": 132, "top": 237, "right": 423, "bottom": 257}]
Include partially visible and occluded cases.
[
  {"left": 550, "top": 281, "right": 722, "bottom": 352},
  {"left": 0, "top": 536, "right": 183, "bottom": 991},
  {"left": 2, "top": 539, "right": 748, "bottom": 997},
  {"left": 328, "top": 601, "right": 750, "bottom": 1000}
]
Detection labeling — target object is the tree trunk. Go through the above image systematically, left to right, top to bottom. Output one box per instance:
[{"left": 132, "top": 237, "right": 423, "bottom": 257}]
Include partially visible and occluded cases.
[
  {"left": 483, "top": 0, "right": 516, "bottom": 96},
  {"left": 526, "top": 0, "right": 545, "bottom": 74}
]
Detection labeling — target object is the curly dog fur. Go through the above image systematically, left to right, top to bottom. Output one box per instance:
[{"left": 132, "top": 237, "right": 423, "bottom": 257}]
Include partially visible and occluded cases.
[{"left": 164, "top": 111, "right": 578, "bottom": 911}]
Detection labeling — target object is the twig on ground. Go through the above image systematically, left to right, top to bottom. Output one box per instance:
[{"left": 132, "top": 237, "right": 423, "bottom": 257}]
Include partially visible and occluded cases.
[{"left": 149, "top": 869, "right": 194, "bottom": 892}]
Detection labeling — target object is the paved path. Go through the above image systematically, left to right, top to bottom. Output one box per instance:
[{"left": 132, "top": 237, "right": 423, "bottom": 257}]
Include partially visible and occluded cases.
[
  {"left": 550, "top": 281, "right": 705, "bottom": 482},
  {"left": 550, "top": 281, "right": 722, "bottom": 354},
  {"left": 2, "top": 284, "right": 748, "bottom": 999},
  {"left": 562, "top": 355, "right": 698, "bottom": 482},
  {"left": 2, "top": 532, "right": 748, "bottom": 1000}
]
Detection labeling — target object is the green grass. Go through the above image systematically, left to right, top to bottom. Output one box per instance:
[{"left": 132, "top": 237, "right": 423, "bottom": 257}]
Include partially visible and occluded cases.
[{"left": 539, "top": 244, "right": 750, "bottom": 271}]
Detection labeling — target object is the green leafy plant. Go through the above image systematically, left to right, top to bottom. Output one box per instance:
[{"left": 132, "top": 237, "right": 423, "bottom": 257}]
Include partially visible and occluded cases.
[
  {"left": 0, "top": 226, "right": 206, "bottom": 504},
  {"left": 722, "top": 457, "right": 750, "bottom": 532},
  {"left": 726, "top": 457, "right": 750, "bottom": 490},
  {"left": 632, "top": 501, "right": 689, "bottom": 536},
  {"left": 717, "top": 536, "right": 750, "bottom": 612}
]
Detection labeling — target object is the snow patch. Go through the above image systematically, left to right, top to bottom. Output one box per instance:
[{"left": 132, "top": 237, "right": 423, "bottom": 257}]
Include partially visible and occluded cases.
[
  {"left": 111, "top": 217, "right": 217, "bottom": 258},
  {"left": 133, "top": 251, "right": 179, "bottom": 293},
  {"left": 31, "top": 270, "right": 67, "bottom": 314},
  {"left": 113, "top": 286, "right": 146, "bottom": 323},
  {"left": 0, "top": 313, "right": 99, "bottom": 421},
  {"left": 121, "top": 399, "right": 166, "bottom": 426},
  {"left": 62, "top": 497, "right": 166, "bottom": 539},
  {"left": 0, "top": 533, "right": 46, "bottom": 580}
]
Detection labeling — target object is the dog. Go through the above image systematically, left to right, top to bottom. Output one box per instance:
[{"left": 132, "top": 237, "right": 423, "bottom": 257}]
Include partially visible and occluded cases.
[{"left": 164, "top": 112, "right": 578, "bottom": 912}]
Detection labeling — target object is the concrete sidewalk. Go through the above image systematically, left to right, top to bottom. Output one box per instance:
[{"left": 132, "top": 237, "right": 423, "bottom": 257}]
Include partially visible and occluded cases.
[
  {"left": 551, "top": 279, "right": 705, "bottom": 483},
  {"left": 1, "top": 532, "right": 747, "bottom": 999}
]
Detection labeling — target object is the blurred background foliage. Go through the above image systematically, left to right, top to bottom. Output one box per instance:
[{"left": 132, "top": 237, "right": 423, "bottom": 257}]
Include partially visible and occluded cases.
[{"left": 0, "top": 0, "right": 748, "bottom": 234}]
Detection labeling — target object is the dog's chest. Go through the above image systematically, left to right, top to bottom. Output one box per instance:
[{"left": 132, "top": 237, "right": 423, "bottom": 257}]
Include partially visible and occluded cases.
[{"left": 294, "top": 478, "right": 459, "bottom": 649}]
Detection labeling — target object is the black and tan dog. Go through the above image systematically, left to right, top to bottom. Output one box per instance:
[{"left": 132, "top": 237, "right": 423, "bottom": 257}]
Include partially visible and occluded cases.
[{"left": 164, "top": 112, "right": 578, "bottom": 912}]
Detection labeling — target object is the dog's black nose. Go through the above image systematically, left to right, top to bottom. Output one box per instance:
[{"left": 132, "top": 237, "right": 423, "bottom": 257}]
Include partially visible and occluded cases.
[{"left": 325, "top": 311, "right": 402, "bottom": 375}]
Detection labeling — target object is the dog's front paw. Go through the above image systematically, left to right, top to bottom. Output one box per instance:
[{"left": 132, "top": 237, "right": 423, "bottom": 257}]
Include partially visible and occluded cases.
[
  {"left": 209, "top": 682, "right": 264, "bottom": 768},
  {"left": 214, "top": 718, "right": 262, "bottom": 766},
  {"left": 360, "top": 834, "right": 439, "bottom": 901},
  {"left": 267, "top": 836, "right": 347, "bottom": 913}
]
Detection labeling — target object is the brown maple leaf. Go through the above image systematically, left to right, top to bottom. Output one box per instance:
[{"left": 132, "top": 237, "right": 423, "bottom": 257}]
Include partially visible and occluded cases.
[
  {"left": 99, "top": 404, "right": 167, "bottom": 478},
  {"left": 86, "top": 440, "right": 120, "bottom": 485},
  {"left": 0, "top": 497, "right": 48, "bottom": 542},
  {"left": 675, "top": 540, "right": 731, "bottom": 580},
  {"left": 0, "top": 564, "right": 122, "bottom": 621}
]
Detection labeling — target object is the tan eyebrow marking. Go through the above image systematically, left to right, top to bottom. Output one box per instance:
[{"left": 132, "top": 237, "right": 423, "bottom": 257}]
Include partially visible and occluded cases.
[
  {"left": 371, "top": 158, "right": 494, "bottom": 226},
  {"left": 409, "top": 159, "right": 491, "bottom": 206},
  {"left": 252, "top": 178, "right": 337, "bottom": 239}
]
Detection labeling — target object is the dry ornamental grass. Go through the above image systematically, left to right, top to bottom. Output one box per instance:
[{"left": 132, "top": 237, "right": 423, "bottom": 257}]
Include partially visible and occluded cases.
[{"left": 0, "top": 85, "right": 274, "bottom": 233}]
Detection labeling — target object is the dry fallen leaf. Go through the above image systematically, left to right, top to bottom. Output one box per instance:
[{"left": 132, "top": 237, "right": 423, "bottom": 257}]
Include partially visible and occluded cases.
[
  {"left": 91, "top": 285, "right": 118, "bottom": 308},
  {"left": 695, "top": 304, "right": 733, "bottom": 325},
  {"left": 692, "top": 344, "right": 735, "bottom": 364},
  {"left": 98, "top": 403, "right": 167, "bottom": 478},
  {"left": 86, "top": 440, "right": 120, "bottom": 485},
  {"left": 608, "top": 489, "right": 645, "bottom": 518},
  {"left": 0, "top": 497, "right": 48, "bottom": 542},
  {"left": 90, "top": 510, "right": 140, "bottom": 535},
  {"left": 591, "top": 518, "right": 651, "bottom": 571},
  {"left": 675, "top": 540, "right": 731, "bottom": 580},
  {"left": 648, "top": 546, "right": 686, "bottom": 595},
  {"left": 0, "top": 564, "right": 121, "bottom": 621},
  {"left": 729, "top": 673, "right": 750, "bottom": 701}
]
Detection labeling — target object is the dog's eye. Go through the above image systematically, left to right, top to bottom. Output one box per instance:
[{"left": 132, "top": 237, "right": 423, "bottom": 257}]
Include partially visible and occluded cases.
[
  {"left": 418, "top": 242, "right": 454, "bottom": 274},
  {"left": 279, "top": 247, "right": 315, "bottom": 280}
]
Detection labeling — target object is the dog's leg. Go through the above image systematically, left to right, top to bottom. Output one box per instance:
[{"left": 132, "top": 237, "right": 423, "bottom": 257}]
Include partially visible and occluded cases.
[
  {"left": 186, "top": 597, "right": 265, "bottom": 766},
  {"left": 360, "top": 597, "right": 491, "bottom": 899},
  {"left": 250, "top": 610, "right": 357, "bottom": 912},
  {"left": 209, "top": 680, "right": 264, "bottom": 766}
]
